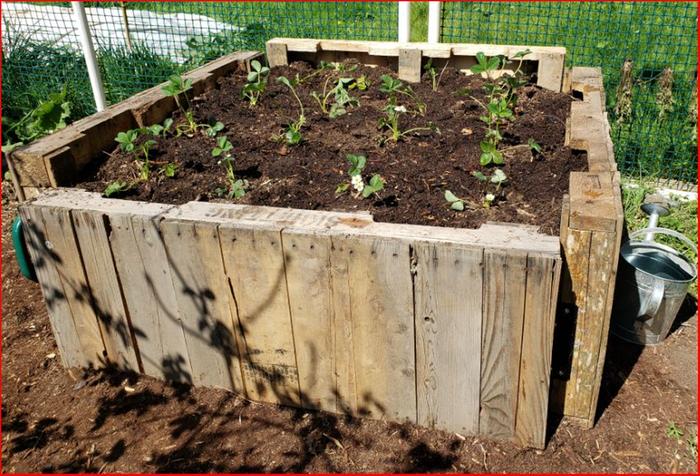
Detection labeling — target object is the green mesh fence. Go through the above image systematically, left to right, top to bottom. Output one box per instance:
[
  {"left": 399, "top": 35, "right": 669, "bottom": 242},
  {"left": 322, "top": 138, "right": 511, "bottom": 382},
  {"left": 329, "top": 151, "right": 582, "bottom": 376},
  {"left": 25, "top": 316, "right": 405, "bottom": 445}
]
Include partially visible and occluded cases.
[{"left": 440, "top": 1, "right": 698, "bottom": 183}]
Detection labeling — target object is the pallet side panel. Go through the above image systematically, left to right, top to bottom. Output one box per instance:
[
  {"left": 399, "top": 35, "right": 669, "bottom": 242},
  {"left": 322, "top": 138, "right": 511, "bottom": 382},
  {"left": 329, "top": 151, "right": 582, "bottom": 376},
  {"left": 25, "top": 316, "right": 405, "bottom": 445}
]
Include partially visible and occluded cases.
[
  {"left": 558, "top": 67, "right": 624, "bottom": 427},
  {"left": 71, "top": 209, "right": 141, "bottom": 371},
  {"left": 109, "top": 212, "right": 193, "bottom": 383},
  {"left": 159, "top": 218, "right": 246, "bottom": 392},
  {"left": 218, "top": 223, "right": 301, "bottom": 406},
  {"left": 331, "top": 234, "right": 416, "bottom": 422},
  {"left": 414, "top": 242, "right": 483, "bottom": 434},
  {"left": 479, "top": 250, "right": 528, "bottom": 439},
  {"left": 515, "top": 256, "right": 559, "bottom": 449}
]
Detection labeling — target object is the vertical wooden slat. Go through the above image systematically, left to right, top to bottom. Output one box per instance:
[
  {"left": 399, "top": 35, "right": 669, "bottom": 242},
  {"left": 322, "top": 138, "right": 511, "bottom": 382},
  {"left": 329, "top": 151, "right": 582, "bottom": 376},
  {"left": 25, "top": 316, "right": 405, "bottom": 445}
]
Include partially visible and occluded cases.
[
  {"left": 19, "top": 205, "right": 86, "bottom": 368},
  {"left": 33, "top": 206, "right": 106, "bottom": 366},
  {"left": 71, "top": 209, "right": 140, "bottom": 371},
  {"left": 109, "top": 213, "right": 192, "bottom": 383},
  {"left": 160, "top": 219, "right": 245, "bottom": 392},
  {"left": 218, "top": 223, "right": 301, "bottom": 406},
  {"left": 282, "top": 229, "right": 336, "bottom": 412},
  {"left": 331, "top": 235, "right": 416, "bottom": 422},
  {"left": 415, "top": 242, "right": 482, "bottom": 434},
  {"left": 480, "top": 250, "right": 527, "bottom": 438},
  {"left": 515, "top": 255, "right": 557, "bottom": 449}
]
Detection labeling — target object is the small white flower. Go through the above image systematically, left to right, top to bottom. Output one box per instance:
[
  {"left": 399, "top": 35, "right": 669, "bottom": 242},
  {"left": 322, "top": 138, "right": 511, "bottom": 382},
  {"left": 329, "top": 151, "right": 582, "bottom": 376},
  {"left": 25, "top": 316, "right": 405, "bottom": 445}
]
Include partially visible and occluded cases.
[
  {"left": 394, "top": 105, "right": 407, "bottom": 113},
  {"left": 351, "top": 174, "right": 365, "bottom": 192},
  {"left": 485, "top": 193, "right": 496, "bottom": 202}
]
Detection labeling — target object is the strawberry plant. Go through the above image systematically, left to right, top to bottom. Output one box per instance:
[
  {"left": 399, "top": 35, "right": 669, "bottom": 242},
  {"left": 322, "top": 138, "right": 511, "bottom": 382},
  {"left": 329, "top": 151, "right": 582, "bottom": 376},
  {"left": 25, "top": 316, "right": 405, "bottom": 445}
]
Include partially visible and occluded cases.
[
  {"left": 241, "top": 59, "right": 270, "bottom": 107},
  {"left": 162, "top": 74, "right": 198, "bottom": 135},
  {"left": 277, "top": 76, "right": 306, "bottom": 145},
  {"left": 311, "top": 77, "right": 358, "bottom": 118},
  {"left": 378, "top": 102, "right": 436, "bottom": 143},
  {"left": 115, "top": 129, "right": 138, "bottom": 153},
  {"left": 211, "top": 136, "right": 233, "bottom": 157},
  {"left": 336, "top": 153, "right": 385, "bottom": 199},
  {"left": 103, "top": 180, "right": 132, "bottom": 197}
]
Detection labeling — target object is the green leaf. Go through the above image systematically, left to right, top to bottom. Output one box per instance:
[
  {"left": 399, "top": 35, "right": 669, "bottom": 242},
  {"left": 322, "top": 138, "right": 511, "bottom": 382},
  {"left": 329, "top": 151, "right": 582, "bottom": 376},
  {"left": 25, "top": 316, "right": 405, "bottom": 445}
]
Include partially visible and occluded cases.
[
  {"left": 513, "top": 48, "right": 532, "bottom": 59},
  {"left": 251, "top": 59, "right": 262, "bottom": 72},
  {"left": 277, "top": 76, "right": 292, "bottom": 88},
  {"left": 329, "top": 104, "right": 347, "bottom": 118},
  {"left": 285, "top": 129, "right": 302, "bottom": 145},
  {"left": 528, "top": 138, "right": 542, "bottom": 153},
  {"left": 212, "top": 147, "right": 222, "bottom": 157},
  {"left": 492, "top": 149, "right": 504, "bottom": 165},
  {"left": 347, "top": 154, "right": 367, "bottom": 176},
  {"left": 163, "top": 163, "right": 177, "bottom": 178},
  {"left": 490, "top": 168, "right": 507, "bottom": 184},
  {"left": 471, "top": 171, "right": 488, "bottom": 182},
  {"left": 362, "top": 174, "right": 384, "bottom": 198},
  {"left": 104, "top": 180, "right": 131, "bottom": 197},
  {"left": 335, "top": 183, "right": 350, "bottom": 194},
  {"left": 444, "top": 190, "right": 460, "bottom": 203},
  {"left": 450, "top": 201, "right": 465, "bottom": 211}
]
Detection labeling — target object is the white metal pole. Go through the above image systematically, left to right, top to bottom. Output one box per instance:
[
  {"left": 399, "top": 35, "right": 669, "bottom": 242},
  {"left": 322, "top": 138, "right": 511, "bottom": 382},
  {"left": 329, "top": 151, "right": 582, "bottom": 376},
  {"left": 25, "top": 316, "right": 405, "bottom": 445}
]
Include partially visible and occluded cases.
[
  {"left": 72, "top": 1, "right": 107, "bottom": 111},
  {"left": 398, "top": 1, "right": 411, "bottom": 43},
  {"left": 428, "top": 1, "right": 442, "bottom": 44}
]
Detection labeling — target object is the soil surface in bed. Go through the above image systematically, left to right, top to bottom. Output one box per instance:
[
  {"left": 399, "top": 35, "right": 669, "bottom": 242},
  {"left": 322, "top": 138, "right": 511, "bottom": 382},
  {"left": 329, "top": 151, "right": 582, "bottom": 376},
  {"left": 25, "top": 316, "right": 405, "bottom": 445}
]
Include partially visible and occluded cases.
[{"left": 75, "top": 60, "right": 586, "bottom": 235}]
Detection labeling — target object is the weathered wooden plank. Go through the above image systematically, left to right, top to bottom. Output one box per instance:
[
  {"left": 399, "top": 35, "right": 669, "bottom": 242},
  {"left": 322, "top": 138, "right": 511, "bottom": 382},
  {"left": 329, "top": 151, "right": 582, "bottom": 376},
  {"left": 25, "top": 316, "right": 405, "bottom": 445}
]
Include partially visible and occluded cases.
[
  {"left": 266, "top": 40, "right": 290, "bottom": 67},
  {"left": 398, "top": 48, "right": 422, "bottom": 83},
  {"left": 536, "top": 52, "right": 566, "bottom": 92},
  {"left": 568, "top": 172, "right": 619, "bottom": 233},
  {"left": 18, "top": 205, "right": 86, "bottom": 368},
  {"left": 33, "top": 205, "right": 106, "bottom": 366},
  {"left": 71, "top": 209, "right": 140, "bottom": 371},
  {"left": 109, "top": 212, "right": 192, "bottom": 383},
  {"left": 159, "top": 218, "right": 246, "bottom": 392},
  {"left": 218, "top": 222, "right": 300, "bottom": 406},
  {"left": 282, "top": 229, "right": 336, "bottom": 412},
  {"left": 573, "top": 230, "right": 616, "bottom": 420},
  {"left": 331, "top": 234, "right": 416, "bottom": 422},
  {"left": 415, "top": 242, "right": 482, "bottom": 434},
  {"left": 480, "top": 250, "right": 527, "bottom": 438},
  {"left": 515, "top": 255, "right": 558, "bottom": 449}
]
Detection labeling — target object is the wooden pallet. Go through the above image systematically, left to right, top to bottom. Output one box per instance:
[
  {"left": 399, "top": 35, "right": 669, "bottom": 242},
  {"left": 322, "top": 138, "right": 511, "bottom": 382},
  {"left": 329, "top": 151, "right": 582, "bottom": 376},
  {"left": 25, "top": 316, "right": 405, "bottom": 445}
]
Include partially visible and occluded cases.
[{"left": 9, "top": 39, "right": 622, "bottom": 444}]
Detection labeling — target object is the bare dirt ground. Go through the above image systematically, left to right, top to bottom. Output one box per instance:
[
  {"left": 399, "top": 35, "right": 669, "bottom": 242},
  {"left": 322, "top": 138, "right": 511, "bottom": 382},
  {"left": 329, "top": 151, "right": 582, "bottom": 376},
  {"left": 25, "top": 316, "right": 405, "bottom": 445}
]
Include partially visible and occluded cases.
[{"left": 1, "top": 192, "right": 697, "bottom": 473}]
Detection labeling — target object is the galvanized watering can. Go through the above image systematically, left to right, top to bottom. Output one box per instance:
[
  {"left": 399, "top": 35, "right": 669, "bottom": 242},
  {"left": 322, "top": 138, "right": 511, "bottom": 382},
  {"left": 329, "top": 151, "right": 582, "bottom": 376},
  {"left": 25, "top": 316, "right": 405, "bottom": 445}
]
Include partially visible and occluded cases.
[{"left": 611, "top": 225, "right": 697, "bottom": 345}]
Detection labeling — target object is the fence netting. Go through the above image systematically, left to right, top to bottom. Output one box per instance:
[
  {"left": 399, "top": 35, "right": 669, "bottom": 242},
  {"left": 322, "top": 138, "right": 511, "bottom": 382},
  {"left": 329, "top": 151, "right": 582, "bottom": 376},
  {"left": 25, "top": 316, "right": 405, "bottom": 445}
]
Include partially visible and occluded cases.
[
  {"left": 2, "top": 1, "right": 697, "bottom": 183},
  {"left": 441, "top": 1, "right": 698, "bottom": 183}
]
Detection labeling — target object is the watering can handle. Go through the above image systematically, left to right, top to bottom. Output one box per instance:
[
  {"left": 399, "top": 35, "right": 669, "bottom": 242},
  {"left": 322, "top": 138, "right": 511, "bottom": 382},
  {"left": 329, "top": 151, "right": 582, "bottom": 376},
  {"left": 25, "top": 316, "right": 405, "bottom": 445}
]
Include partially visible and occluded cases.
[
  {"left": 629, "top": 227, "right": 698, "bottom": 255},
  {"left": 639, "top": 279, "right": 665, "bottom": 319}
]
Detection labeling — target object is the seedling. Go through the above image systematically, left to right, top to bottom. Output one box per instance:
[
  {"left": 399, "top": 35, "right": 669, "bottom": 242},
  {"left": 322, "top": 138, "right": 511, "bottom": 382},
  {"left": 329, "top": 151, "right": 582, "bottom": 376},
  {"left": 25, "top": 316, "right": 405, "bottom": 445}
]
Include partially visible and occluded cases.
[
  {"left": 242, "top": 59, "right": 270, "bottom": 107},
  {"left": 424, "top": 59, "right": 448, "bottom": 92},
  {"left": 162, "top": 74, "right": 198, "bottom": 134},
  {"left": 379, "top": 74, "right": 426, "bottom": 115},
  {"left": 277, "top": 76, "right": 306, "bottom": 145},
  {"left": 311, "top": 77, "right": 358, "bottom": 118},
  {"left": 378, "top": 102, "right": 436, "bottom": 143},
  {"left": 204, "top": 121, "right": 225, "bottom": 138},
  {"left": 115, "top": 129, "right": 138, "bottom": 153},
  {"left": 211, "top": 136, "right": 233, "bottom": 157},
  {"left": 528, "top": 138, "right": 542, "bottom": 154},
  {"left": 137, "top": 139, "right": 156, "bottom": 180},
  {"left": 479, "top": 141, "right": 504, "bottom": 166},
  {"left": 336, "top": 153, "right": 385, "bottom": 199},
  {"left": 216, "top": 155, "right": 247, "bottom": 199},
  {"left": 161, "top": 162, "right": 177, "bottom": 178},
  {"left": 472, "top": 168, "right": 508, "bottom": 207},
  {"left": 103, "top": 180, "right": 132, "bottom": 197},
  {"left": 444, "top": 190, "right": 466, "bottom": 211},
  {"left": 667, "top": 422, "right": 684, "bottom": 440}
]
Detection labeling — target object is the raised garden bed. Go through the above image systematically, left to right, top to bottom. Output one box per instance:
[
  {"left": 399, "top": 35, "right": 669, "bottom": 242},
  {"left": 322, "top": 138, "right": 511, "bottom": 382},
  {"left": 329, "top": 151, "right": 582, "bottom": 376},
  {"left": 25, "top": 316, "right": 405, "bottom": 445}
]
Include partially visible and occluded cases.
[{"left": 9, "top": 39, "right": 623, "bottom": 448}]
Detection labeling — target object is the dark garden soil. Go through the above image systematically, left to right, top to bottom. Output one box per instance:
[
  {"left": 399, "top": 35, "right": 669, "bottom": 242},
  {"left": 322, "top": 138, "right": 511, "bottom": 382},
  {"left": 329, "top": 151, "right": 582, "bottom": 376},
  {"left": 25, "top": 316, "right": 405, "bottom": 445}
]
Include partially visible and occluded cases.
[
  {"left": 75, "top": 60, "right": 586, "bottom": 235},
  {"left": 2, "top": 190, "right": 698, "bottom": 473}
]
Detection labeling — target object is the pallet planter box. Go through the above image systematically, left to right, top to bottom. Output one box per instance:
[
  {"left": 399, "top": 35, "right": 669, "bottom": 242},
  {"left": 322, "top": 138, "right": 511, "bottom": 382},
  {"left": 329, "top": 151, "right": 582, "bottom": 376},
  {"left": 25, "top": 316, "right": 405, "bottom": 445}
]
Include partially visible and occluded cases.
[{"left": 9, "top": 40, "right": 622, "bottom": 448}]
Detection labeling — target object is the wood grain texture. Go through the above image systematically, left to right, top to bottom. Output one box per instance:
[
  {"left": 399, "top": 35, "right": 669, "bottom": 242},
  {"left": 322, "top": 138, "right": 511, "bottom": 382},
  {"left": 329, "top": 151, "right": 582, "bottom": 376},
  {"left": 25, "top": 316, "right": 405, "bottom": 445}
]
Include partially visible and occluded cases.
[
  {"left": 398, "top": 48, "right": 422, "bottom": 83},
  {"left": 19, "top": 204, "right": 86, "bottom": 368},
  {"left": 33, "top": 205, "right": 106, "bottom": 366},
  {"left": 71, "top": 209, "right": 140, "bottom": 371},
  {"left": 109, "top": 213, "right": 192, "bottom": 383},
  {"left": 160, "top": 218, "right": 245, "bottom": 392},
  {"left": 218, "top": 223, "right": 301, "bottom": 406},
  {"left": 282, "top": 229, "right": 336, "bottom": 412},
  {"left": 331, "top": 234, "right": 416, "bottom": 422},
  {"left": 415, "top": 242, "right": 483, "bottom": 434},
  {"left": 480, "top": 250, "right": 528, "bottom": 438},
  {"left": 515, "top": 255, "right": 558, "bottom": 449}
]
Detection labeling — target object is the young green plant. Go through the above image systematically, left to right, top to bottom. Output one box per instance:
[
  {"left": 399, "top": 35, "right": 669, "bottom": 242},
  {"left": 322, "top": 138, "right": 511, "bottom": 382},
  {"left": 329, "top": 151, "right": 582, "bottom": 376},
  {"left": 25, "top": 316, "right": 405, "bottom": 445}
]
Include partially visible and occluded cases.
[
  {"left": 241, "top": 59, "right": 270, "bottom": 107},
  {"left": 161, "top": 74, "right": 198, "bottom": 135},
  {"left": 379, "top": 74, "right": 426, "bottom": 115},
  {"left": 276, "top": 76, "right": 306, "bottom": 145},
  {"left": 311, "top": 77, "right": 359, "bottom": 118},
  {"left": 378, "top": 102, "right": 436, "bottom": 143},
  {"left": 212, "top": 136, "right": 247, "bottom": 198},
  {"left": 336, "top": 153, "right": 385, "bottom": 199}
]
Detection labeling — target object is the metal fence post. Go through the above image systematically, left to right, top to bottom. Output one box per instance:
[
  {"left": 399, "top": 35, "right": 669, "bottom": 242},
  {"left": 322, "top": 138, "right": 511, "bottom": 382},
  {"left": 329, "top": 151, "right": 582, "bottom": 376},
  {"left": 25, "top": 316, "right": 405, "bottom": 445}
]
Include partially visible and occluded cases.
[
  {"left": 71, "top": 1, "right": 107, "bottom": 111},
  {"left": 398, "top": 1, "right": 411, "bottom": 42},
  {"left": 428, "top": 1, "right": 441, "bottom": 43}
]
